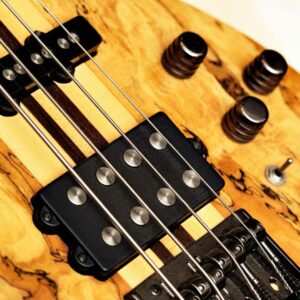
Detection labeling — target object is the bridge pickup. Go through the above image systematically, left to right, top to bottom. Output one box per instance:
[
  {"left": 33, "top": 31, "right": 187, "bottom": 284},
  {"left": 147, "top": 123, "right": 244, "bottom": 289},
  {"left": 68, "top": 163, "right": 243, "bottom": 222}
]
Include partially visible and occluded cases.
[
  {"left": 0, "top": 16, "right": 102, "bottom": 116},
  {"left": 32, "top": 113, "right": 224, "bottom": 280}
]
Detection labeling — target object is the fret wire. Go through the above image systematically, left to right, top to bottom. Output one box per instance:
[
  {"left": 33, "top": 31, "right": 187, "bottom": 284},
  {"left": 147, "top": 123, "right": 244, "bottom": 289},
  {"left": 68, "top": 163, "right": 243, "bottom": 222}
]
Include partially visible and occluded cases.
[
  {"left": 1, "top": 0, "right": 267, "bottom": 296},
  {"left": 33, "top": 0, "right": 293, "bottom": 292},
  {"left": 0, "top": 38, "right": 227, "bottom": 300},
  {"left": 0, "top": 83, "right": 185, "bottom": 300}
]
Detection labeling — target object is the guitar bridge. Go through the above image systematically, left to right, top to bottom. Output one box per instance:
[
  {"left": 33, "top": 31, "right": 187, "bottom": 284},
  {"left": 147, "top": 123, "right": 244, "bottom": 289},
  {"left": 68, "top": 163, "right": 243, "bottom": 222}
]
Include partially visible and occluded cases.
[{"left": 126, "top": 210, "right": 300, "bottom": 300}]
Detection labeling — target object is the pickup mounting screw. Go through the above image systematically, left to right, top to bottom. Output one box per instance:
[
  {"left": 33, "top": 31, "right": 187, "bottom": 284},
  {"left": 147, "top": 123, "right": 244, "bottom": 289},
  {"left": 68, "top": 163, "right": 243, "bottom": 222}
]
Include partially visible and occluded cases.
[
  {"left": 43, "top": 212, "right": 52, "bottom": 222},
  {"left": 78, "top": 253, "right": 87, "bottom": 263}
]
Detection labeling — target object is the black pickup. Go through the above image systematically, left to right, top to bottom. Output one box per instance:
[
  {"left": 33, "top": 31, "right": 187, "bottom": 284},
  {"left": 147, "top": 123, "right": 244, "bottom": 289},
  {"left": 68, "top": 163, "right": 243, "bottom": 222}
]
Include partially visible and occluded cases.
[
  {"left": 0, "top": 16, "right": 102, "bottom": 116},
  {"left": 32, "top": 112, "right": 224, "bottom": 280}
]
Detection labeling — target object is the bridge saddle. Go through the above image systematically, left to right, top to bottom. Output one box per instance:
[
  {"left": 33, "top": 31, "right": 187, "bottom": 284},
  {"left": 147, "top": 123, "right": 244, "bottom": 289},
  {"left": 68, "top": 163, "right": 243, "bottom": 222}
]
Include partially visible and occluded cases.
[{"left": 126, "top": 210, "right": 300, "bottom": 300}]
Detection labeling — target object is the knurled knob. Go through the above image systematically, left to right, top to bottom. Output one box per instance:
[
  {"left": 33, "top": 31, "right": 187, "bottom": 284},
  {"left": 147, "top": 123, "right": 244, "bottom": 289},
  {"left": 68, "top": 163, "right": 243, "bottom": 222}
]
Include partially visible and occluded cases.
[
  {"left": 162, "top": 31, "right": 207, "bottom": 78},
  {"left": 243, "top": 50, "right": 288, "bottom": 94},
  {"left": 222, "top": 96, "right": 269, "bottom": 143}
]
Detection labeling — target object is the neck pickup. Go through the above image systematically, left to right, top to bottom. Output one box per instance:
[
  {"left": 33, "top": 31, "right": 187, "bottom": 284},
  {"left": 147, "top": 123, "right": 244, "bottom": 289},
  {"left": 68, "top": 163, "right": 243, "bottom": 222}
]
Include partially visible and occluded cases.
[{"left": 0, "top": 16, "right": 102, "bottom": 116}]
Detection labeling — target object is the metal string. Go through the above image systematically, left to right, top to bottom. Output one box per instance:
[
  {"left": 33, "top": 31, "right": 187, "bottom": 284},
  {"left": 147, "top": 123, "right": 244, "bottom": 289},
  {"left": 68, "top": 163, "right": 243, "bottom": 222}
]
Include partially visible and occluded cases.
[
  {"left": 0, "top": 0, "right": 266, "bottom": 296},
  {"left": 33, "top": 0, "right": 293, "bottom": 292},
  {"left": 0, "top": 38, "right": 226, "bottom": 300},
  {"left": 0, "top": 84, "right": 185, "bottom": 300}
]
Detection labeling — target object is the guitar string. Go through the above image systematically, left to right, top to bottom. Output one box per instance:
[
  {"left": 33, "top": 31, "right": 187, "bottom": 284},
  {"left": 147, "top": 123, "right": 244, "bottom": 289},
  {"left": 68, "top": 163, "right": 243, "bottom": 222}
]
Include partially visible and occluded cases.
[
  {"left": 0, "top": 0, "right": 274, "bottom": 296},
  {"left": 33, "top": 0, "right": 292, "bottom": 292},
  {"left": 1, "top": 2, "right": 262, "bottom": 298},
  {"left": 0, "top": 39, "right": 227, "bottom": 300},
  {"left": 0, "top": 83, "right": 186, "bottom": 300}
]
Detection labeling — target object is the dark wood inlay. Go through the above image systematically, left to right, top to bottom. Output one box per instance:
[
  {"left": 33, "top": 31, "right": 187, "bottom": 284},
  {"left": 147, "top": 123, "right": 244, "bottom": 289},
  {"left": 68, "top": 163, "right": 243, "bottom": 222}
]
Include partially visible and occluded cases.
[
  {"left": 0, "top": 21, "right": 22, "bottom": 51},
  {"left": 45, "top": 83, "right": 108, "bottom": 150},
  {"left": 22, "top": 96, "right": 86, "bottom": 163},
  {"left": 173, "top": 225, "right": 194, "bottom": 248},
  {"left": 151, "top": 241, "right": 173, "bottom": 264}
]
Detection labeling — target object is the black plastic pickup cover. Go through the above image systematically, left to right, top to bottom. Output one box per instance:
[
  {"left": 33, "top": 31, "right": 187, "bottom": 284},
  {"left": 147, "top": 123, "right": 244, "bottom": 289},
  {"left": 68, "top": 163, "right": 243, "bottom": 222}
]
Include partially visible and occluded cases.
[
  {"left": 0, "top": 16, "right": 101, "bottom": 104},
  {"left": 32, "top": 112, "right": 225, "bottom": 280}
]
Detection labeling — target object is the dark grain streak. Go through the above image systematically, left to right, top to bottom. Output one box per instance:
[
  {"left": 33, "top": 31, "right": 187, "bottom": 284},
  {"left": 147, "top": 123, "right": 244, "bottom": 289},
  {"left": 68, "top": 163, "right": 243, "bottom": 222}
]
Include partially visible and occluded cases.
[
  {"left": 173, "top": 225, "right": 194, "bottom": 248},
  {"left": 1, "top": 256, "right": 58, "bottom": 300}
]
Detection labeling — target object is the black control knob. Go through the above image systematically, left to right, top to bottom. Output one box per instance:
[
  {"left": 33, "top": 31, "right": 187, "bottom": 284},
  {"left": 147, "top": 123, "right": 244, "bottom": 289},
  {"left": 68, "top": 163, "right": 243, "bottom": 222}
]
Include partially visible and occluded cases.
[
  {"left": 162, "top": 31, "right": 208, "bottom": 78},
  {"left": 243, "top": 50, "right": 288, "bottom": 94},
  {"left": 222, "top": 96, "right": 269, "bottom": 143}
]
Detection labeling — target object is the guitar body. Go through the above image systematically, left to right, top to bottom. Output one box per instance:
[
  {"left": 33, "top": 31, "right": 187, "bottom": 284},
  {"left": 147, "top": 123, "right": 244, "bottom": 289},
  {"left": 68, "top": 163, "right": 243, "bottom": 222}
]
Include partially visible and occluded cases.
[{"left": 0, "top": 0, "right": 299, "bottom": 299}]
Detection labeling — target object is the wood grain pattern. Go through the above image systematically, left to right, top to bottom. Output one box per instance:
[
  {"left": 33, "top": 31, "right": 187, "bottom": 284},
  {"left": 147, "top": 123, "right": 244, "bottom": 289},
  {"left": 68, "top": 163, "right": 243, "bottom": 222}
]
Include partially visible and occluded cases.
[{"left": 0, "top": 0, "right": 299, "bottom": 299}]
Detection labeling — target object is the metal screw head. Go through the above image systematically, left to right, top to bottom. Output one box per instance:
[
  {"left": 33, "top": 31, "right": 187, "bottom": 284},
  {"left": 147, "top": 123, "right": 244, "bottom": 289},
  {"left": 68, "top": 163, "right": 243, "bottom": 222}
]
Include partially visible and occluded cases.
[
  {"left": 68, "top": 32, "right": 80, "bottom": 43},
  {"left": 57, "top": 38, "right": 70, "bottom": 49},
  {"left": 41, "top": 48, "right": 53, "bottom": 59},
  {"left": 31, "top": 53, "right": 44, "bottom": 65},
  {"left": 13, "top": 64, "right": 26, "bottom": 75},
  {"left": 2, "top": 69, "right": 16, "bottom": 81},
  {"left": 149, "top": 132, "right": 167, "bottom": 150},
  {"left": 124, "top": 149, "right": 142, "bottom": 167},
  {"left": 96, "top": 167, "right": 116, "bottom": 186},
  {"left": 183, "top": 170, "right": 201, "bottom": 188},
  {"left": 67, "top": 186, "right": 87, "bottom": 205},
  {"left": 157, "top": 188, "right": 176, "bottom": 206},
  {"left": 130, "top": 206, "right": 150, "bottom": 226},
  {"left": 43, "top": 212, "right": 52, "bottom": 222},
  {"left": 102, "top": 226, "right": 122, "bottom": 246},
  {"left": 78, "top": 253, "right": 87, "bottom": 262},
  {"left": 151, "top": 284, "right": 162, "bottom": 296}
]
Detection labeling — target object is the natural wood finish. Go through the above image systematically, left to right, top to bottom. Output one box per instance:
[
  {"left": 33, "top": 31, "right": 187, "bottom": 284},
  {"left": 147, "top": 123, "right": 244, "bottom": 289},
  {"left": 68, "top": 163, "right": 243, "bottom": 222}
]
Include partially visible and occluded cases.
[{"left": 0, "top": 0, "right": 299, "bottom": 299}]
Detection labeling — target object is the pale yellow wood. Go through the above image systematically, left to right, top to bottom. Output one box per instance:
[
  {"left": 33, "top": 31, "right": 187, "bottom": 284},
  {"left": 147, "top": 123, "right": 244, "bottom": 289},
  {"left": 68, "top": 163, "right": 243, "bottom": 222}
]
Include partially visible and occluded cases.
[{"left": 0, "top": 0, "right": 299, "bottom": 299}]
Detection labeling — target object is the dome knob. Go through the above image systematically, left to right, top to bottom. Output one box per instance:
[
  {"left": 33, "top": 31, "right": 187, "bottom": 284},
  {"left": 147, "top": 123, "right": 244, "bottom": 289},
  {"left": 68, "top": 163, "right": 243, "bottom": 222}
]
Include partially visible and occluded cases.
[
  {"left": 162, "top": 31, "right": 208, "bottom": 78},
  {"left": 243, "top": 50, "right": 288, "bottom": 94},
  {"left": 222, "top": 96, "right": 269, "bottom": 143}
]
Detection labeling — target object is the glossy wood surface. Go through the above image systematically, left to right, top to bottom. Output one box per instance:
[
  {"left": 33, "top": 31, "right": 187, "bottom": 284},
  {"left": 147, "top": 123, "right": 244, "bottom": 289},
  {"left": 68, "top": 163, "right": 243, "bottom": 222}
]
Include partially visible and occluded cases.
[{"left": 0, "top": 0, "right": 299, "bottom": 299}]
